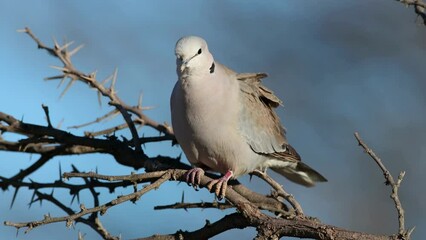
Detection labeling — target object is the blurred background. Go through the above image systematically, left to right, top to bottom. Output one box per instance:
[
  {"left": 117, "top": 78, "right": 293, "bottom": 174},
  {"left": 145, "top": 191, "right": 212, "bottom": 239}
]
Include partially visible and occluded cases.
[{"left": 1, "top": 1, "right": 425, "bottom": 239}]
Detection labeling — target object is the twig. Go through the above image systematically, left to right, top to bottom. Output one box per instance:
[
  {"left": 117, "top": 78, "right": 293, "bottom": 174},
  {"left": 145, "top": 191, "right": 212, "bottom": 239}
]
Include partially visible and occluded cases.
[
  {"left": 109, "top": 102, "right": 142, "bottom": 155},
  {"left": 41, "top": 104, "right": 53, "bottom": 128},
  {"left": 67, "top": 109, "right": 119, "bottom": 129},
  {"left": 83, "top": 122, "right": 129, "bottom": 137},
  {"left": 354, "top": 132, "right": 411, "bottom": 238},
  {"left": 2, "top": 154, "right": 53, "bottom": 192},
  {"left": 251, "top": 170, "right": 303, "bottom": 216},
  {"left": 63, "top": 171, "right": 167, "bottom": 182},
  {"left": 0, "top": 175, "right": 133, "bottom": 196},
  {"left": 30, "top": 191, "right": 119, "bottom": 240},
  {"left": 154, "top": 201, "right": 233, "bottom": 211},
  {"left": 136, "top": 213, "right": 250, "bottom": 240}
]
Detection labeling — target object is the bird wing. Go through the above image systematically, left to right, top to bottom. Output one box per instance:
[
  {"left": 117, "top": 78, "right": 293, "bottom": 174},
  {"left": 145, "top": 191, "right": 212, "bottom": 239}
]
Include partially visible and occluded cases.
[{"left": 237, "top": 73, "right": 301, "bottom": 162}]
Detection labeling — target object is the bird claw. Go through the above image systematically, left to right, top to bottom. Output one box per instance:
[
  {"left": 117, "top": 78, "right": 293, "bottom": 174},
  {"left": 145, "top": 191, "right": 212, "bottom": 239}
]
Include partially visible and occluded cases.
[
  {"left": 184, "top": 168, "right": 205, "bottom": 189},
  {"left": 206, "top": 170, "right": 233, "bottom": 200},
  {"left": 206, "top": 178, "right": 228, "bottom": 200}
]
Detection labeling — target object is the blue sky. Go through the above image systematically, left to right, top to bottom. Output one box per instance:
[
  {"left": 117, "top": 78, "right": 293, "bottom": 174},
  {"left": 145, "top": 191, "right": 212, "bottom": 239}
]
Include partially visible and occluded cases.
[{"left": 1, "top": 1, "right": 425, "bottom": 239}]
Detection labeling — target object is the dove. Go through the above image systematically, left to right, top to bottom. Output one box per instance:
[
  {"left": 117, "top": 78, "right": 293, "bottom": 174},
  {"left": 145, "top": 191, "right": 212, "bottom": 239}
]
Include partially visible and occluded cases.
[{"left": 170, "top": 36, "right": 326, "bottom": 198}]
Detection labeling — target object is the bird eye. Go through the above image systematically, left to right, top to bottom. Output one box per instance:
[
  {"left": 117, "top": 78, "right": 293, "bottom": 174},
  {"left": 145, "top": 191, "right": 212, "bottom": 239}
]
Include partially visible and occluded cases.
[
  {"left": 198, "top": 48, "right": 202, "bottom": 54},
  {"left": 177, "top": 55, "right": 183, "bottom": 61}
]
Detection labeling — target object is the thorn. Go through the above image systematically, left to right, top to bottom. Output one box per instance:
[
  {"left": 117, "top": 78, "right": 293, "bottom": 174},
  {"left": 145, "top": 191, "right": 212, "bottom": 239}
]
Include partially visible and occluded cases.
[
  {"left": 52, "top": 37, "right": 60, "bottom": 50},
  {"left": 59, "top": 41, "right": 75, "bottom": 52},
  {"left": 68, "top": 44, "right": 84, "bottom": 57},
  {"left": 49, "top": 65, "right": 68, "bottom": 71},
  {"left": 110, "top": 68, "right": 118, "bottom": 91},
  {"left": 89, "top": 70, "right": 97, "bottom": 79},
  {"left": 101, "top": 74, "right": 113, "bottom": 86},
  {"left": 44, "top": 75, "right": 65, "bottom": 81},
  {"left": 57, "top": 76, "right": 67, "bottom": 89},
  {"left": 59, "top": 78, "right": 76, "bottom": 99},
  {"left": 97, "top": 91, "right": 102, "bottom": 107},
  {"left": 138, "top": 91, "right": 143, "bottom": 109},
  {"left": 59, "top": 163, "right": 62, "bottom": 179},
  {"left": 71, "top": 164, "right": 79, "bottom": 172},
  {"left": 10, "top": 187, "right": 20, "bottom": 209},
  {"left": 29, "top": 191, "right": 36, "bottom": 209},
  {"left": 181, "top": 191, "right": 185, "bottom": 203},
  {"left": 71, "top": 194, "right": 77, "bottom": 205}
]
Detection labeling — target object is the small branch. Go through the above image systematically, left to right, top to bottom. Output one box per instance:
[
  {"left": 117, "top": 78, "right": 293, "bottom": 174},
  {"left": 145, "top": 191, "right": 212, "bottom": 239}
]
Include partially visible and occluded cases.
[
  {"left": 109, "top": 102, "right": 143, "bottom": 155},
  {"left": 41, "top": 105, "right": 53, "bottom": 128},
  {"left": 67, "top": 109, "right": 119, "bottom": 130},
  {"left": 0, "top": 111, "right": 153, "bottom": 169},
  {"left": 84, "top": 122, "right": 129, "bottom": 138},
  {"left": 354, "top": 132, "right": 410, "bottom": 238},
  {"left": 1, "top": 154, "right": 53, "bottom": 191},
  {"left": 251, "top": 170, "right": 303, "bottom": 216},
  {"left": 63, "top": 171, "right": 167, "bottom": 183},
  {"left": 0, "top": 175, "right": 133, "bottom": 196},
  {"left": 30, "top": 191, "right": 119, "bottom": 240},
  {"left": 154, "top": 201, "right": 233, "bottom": 211},
  {"left": 136, "top": 213, "right": 250, "bottom": 240}
]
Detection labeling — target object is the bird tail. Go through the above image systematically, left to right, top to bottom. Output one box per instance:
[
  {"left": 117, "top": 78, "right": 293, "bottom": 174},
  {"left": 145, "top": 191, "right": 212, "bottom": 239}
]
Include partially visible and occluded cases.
[{"left": 270, "top": 162, "right": 327, "bottom": 187}]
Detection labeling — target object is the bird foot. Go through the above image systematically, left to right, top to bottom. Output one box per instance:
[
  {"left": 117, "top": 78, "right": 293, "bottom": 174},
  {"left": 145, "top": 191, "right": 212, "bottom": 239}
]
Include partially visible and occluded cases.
[
  {"left": 185, "top": 168, "right": 205, "bottom": 189},
  {"left": 206, "top": 170, "right": 233, "bottom": 200}
]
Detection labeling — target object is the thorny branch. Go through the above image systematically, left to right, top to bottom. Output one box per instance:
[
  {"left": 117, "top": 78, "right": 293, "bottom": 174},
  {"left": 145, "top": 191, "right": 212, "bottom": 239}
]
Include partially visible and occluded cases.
[
  {"left": 1, "top": 27, "right": 414, "bottom": 240},
  {"left": 19, "top": 27, "right": 174, "bottom": 157},
  {"left": 354, "top": 132, "right": 414, "bottom": 239},
  {"left": 5, "top": 171, "right": 175, "bottom": 233}
]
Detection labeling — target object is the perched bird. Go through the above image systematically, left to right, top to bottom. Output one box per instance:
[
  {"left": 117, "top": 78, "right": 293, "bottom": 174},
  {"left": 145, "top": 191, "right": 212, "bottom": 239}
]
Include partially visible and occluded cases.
[{"left": 170, "top": 36, "right": 326, "bottom": 198}]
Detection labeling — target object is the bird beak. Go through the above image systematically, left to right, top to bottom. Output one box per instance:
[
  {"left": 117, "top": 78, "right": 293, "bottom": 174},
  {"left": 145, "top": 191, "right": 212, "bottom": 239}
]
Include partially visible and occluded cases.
[
  {"left": 179, "top": 53, "right": 198, "bottom": 73},
  {"left": 180, "top": 60, "right": 187, "bottom": 73}
]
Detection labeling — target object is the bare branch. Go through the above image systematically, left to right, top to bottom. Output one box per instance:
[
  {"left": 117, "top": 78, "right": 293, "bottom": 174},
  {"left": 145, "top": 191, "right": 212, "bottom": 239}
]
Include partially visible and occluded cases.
[
  {"left": 41, "top": 105, "right": 53, "bottom": 128},
  {"left": 67, "top": 109, "right": 119, "bottom": 130},
  {"left": 354, "top": 132, "right": 412, "bottom": 238},
  {"left": 1, "top": 154, "right": 53, "bottom": 191},
  {"left": 63, "top": 170, "right": 167, "bottom": 183},
  {"left": 251, "top": 170, "right": 303, "bottom": 216},
  {"left": 30, "top": 191, "right": 119, "bottom": 240},
  {"left": 154, "top": 201, "right": 233, "bottom": 211},
  {"left": 136, "top": 213, "right": 250, "bottom": 240}
]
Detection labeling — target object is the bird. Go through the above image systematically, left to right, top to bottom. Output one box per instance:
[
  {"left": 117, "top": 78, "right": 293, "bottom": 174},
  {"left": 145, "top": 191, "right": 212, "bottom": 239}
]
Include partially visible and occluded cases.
[{"left": 170, "top": 36, "right": 326, "bottom": 199}]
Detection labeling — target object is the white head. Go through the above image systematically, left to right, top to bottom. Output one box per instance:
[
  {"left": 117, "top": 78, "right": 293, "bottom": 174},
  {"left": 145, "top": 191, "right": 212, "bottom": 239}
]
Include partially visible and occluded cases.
[{"left": 175, "top": 36, "right": 215, "bottom": 76}]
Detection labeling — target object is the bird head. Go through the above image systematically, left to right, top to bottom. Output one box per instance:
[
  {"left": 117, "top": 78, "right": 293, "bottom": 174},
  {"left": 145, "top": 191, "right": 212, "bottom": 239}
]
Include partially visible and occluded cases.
[{"left": 175, "top": 36, "right": 215, "bottom": 75}]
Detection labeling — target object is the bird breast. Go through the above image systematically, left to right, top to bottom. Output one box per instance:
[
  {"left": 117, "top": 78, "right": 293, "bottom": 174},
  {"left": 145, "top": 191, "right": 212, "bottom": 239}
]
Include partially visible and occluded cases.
[{"left": 171, "top": 70, "right": 253, "bottom": 175}]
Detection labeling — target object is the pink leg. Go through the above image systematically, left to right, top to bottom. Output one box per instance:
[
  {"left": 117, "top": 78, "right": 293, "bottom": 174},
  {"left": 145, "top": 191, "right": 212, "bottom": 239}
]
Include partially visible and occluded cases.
[
  {"left": 184, "top": 168, "right": 205, "bottom": 189},
  {"left": 206, "top": 170, "right": 233, "bottom": 199}
]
